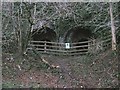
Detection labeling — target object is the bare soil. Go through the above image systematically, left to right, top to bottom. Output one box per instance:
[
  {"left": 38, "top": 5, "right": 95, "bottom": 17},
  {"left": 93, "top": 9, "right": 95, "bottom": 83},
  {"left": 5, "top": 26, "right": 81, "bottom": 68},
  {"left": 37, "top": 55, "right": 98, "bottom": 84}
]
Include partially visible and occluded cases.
[{"left": 2, "top": 49, "right": 119, "bottom": 88}]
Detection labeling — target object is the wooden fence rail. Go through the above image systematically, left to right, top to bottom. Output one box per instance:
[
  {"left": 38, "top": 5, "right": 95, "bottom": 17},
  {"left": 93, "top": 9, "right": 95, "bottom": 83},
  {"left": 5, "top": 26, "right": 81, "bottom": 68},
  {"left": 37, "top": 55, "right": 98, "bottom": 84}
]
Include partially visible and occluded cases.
[{"left": 29, "top": 43, "right": 92, "bottom": 49}]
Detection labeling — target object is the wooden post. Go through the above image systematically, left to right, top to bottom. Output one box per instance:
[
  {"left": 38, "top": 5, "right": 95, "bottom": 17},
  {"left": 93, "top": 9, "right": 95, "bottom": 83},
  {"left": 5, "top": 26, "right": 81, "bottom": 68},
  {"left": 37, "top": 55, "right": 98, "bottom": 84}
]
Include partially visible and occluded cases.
[
  {"left": 109, "top": 3, "right": 116, "bottom": 50},
  {"left": 44, "top": 41, "right": 46, "bottom": 52}
]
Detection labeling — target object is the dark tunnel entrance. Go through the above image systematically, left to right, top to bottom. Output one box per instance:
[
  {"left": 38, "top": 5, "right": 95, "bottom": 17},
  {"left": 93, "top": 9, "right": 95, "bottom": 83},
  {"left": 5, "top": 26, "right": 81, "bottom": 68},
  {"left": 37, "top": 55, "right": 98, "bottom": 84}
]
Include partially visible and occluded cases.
[
  {"left": 64, "top": 26, "right": 93, "bottom": 54},
  {"left": 31, "top": 27, "right": 57, "bottom": 51},
  {"left": 76, "top": 38, "right": 89, "bottom": 53}
]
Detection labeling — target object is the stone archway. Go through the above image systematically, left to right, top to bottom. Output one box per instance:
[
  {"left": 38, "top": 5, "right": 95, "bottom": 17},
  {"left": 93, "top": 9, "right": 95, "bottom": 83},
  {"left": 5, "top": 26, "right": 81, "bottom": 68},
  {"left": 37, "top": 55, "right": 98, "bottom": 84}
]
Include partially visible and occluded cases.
[
  {"left": 32, "top": 26, "right": 57, "bottom": 51},
  {"left": 64, "top": 26, "right": 94, "bottom": 53},
  {"left": 64, "top": 26, "right": 93, "bottom": 43},
  {"left": 32, "top": 27, "right": 57, "bottom": 41}
]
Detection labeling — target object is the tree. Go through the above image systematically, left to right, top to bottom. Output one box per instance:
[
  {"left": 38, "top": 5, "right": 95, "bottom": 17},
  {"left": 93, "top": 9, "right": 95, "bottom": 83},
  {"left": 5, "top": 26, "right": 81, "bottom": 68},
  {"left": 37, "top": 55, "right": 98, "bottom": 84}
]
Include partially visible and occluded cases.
[{"left": 109, "top": 2, "right": 117, "bottom": 50}]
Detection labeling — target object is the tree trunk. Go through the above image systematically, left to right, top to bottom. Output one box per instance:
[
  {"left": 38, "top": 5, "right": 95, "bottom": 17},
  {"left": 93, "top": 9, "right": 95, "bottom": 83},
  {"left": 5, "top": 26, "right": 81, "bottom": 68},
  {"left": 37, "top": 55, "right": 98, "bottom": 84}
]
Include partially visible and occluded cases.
[{"left": 109, "top": 3, "right": 116, "bottom": 50}]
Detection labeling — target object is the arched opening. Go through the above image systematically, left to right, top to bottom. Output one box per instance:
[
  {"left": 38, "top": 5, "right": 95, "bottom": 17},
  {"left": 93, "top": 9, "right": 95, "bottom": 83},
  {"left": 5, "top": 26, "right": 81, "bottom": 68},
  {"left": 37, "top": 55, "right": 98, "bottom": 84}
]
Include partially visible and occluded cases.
[
  {"left": 64, "top": 26, "right": 93, "bottom": 54},
  {"left": 31, "top": 27, "right": 57, "bottom": 51}
]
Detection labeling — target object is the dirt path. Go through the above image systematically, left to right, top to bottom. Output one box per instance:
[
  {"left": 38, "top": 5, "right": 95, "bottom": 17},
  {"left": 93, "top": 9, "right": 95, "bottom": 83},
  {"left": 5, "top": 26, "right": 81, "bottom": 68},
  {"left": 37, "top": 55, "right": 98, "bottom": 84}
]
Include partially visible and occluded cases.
[{"left": 42, "top": 56, "right": 89, "bottom": 88}]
